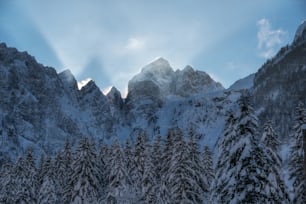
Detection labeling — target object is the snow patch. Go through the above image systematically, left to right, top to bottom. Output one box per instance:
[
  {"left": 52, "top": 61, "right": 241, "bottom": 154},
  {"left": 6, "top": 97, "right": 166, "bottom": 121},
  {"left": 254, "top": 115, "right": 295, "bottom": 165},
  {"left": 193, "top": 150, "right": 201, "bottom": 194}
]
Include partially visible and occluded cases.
[{"left": 77, "top": 78, "right": 92, "bottom": 90}]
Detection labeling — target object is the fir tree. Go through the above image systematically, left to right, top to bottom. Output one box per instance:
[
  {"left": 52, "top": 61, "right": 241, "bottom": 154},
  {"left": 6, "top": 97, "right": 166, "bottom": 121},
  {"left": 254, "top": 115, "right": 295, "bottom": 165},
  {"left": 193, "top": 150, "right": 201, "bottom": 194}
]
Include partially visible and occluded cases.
[
  {"left": 213, "top": 93, "right": 279, "bottom": 203},
  {"left": 289, "top": 102, "right": 306, "bottom": 203},
  {"left": 212, "top": 110, "right": 237, "bottom": 202},
  {"left": 260, "top": 120, "right": 289, "bottom": 203},
  {"left": 159, "top": 128, "right": 176, "bottom": 203},
  {"left": 168, "top": 128, "right": 203, "bottom": 203},
  {"left": 187, "top": 129, "right": 208, "bottom": 199},
  {"left": 131, "top": 130, "right": 148, "bottom": 195},
  {"left": 151, "top": 134, "right": 163, "bottom": 185},
  {"left": 67, "top": 138, "right": 102, "bottom": 203},
  {"left": 124, "top": 139, "right": 134, "bottom": 180},
  {"left": 57, "top": 140, "right": 73, "bottom": 203},
  {"left": 105, "top": 140, "right": 135, "bottom": 203},
  {"left": 97, "top": 142, "right": 108, "bottom": 198},
  {"left": 141, "top": 142, "right": 157, "bottom": 203},
  {"left": 202, "top": 145, "right": 214, "bottom": 189},
  {"left": 14, "top": 148, "right": 38, "bottom": 203},
  {"left": 38, "top": 156, "right": 59, "bottom": 204},
  {"left": 0, "top": 160, "right": 15, "bottom": 203}
]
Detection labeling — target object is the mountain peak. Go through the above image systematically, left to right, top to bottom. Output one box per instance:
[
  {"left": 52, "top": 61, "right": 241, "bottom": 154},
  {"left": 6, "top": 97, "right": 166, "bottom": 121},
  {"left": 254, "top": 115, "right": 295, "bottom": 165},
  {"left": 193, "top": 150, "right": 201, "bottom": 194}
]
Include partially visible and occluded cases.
[
  {"left": 294, "top": 20, "right": 306, "bottom": 42},
  {"left": 141, "top": 57, "right": 172, "bottom": 73},
  {"left": 150, "top": 57, "right": 170, "bottom": 66},
  {"left": 183, "top": 65, "right": 194, "bottom": 72},
  {"left": 107, "top": 86, "right": 121, "bottom": 97}
]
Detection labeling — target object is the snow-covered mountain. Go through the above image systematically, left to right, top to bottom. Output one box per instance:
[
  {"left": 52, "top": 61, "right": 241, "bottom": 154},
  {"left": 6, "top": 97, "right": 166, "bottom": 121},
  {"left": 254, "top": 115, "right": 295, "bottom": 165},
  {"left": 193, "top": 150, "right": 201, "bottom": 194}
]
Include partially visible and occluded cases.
[
  {"left": 0, "top": 20, "right": 305, "bottom": 162},
  {"left": 254, "top": 20, "right": 306, "bottom": 140},
  {"left": 0, "top": 43, "right": 115, "bottom": 160},
  {"left": 128, "top": 57, "right": 224, "bottom": 100}
]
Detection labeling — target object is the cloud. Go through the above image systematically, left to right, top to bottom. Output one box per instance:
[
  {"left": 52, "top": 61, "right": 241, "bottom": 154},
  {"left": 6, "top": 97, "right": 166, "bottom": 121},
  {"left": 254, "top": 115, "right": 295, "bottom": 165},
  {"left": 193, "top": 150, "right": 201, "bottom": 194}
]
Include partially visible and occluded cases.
[
  {"left": 257, "top": 18, "right": 287, "bottom": 59},
  {"left": 125, "top": 37, "right": 145, "bottom": 51}
]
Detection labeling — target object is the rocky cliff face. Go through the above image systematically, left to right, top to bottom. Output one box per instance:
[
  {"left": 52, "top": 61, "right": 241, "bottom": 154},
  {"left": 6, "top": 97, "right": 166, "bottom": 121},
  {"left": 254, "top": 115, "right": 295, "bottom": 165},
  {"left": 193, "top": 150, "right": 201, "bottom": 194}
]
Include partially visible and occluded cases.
[
  {"left": 253, "top": 21, "right": 306, "bottom": 139},
  {"left": 0, "top": 43, "right": 114, "bottom": 160},
  {"left": 124, "top": 57, "right": 225, "bottom": 139},
  {"left": 127, "top": 57, "right": 224, "bottom": 100}
]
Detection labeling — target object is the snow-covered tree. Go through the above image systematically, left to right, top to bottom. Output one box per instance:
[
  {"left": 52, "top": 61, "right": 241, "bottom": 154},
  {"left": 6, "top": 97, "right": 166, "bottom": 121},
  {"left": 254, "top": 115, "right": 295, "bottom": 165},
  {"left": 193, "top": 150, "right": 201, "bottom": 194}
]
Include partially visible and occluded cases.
[
  {"left": 213, "top": 93, "right": 281, "bottom": 203},
  {"left": 289, "top": 102, "right": 306, "bottom": 203},
  {"left": 212, "top": 110, "right": 237, "bottom": 202},
  {"left": 260, "top": 120, "right": 289, "bottom": 203},
  {"left": 158, "top": 128, "right": 176, "bottom": 203},
  {"left": 160, "top": 128, "right": 175, "bottom": 178},
  {"left": 168, "top": 128, "right": 203, "bottom": 203},
  {"left": 187, "top": 129, "right": 208, "bottom": 198},
  {"left": 131, "top": 130, "right": 148, "bottom": 194},
  {"left": 151, "top": 134, "right": 163, "bottom": 185},
  {"left": 67, "top": 138, "right": 102, "bottom": 203},
  {"left": 124, "top": 139, "right": 134, "bottom": 180},
  {"left": 57, "top": 140, "right": 73, "bottom": 203},
  {"left": 105, "top": 140, "right": 135, "bottom": 203},
  {"left": 96, "top": 142, "right": 108, "bottom": 198},
  {"left": 98, "top": 142, "right": 111, "bottom": 188},
  {"left": 141, "top": 142, "right": 157, "bottom": 203},
  {"left": 202, "top": 145, "right": 214, "bottom": 189},
  {"left": 14, "top": 148, "right": 38, "bottom": 203},
  {"left": 38, "top": 156, "right": 59, "bottom": 204},
  {"left": 0, "top": 160, "right": 15, "bottom": 203}
]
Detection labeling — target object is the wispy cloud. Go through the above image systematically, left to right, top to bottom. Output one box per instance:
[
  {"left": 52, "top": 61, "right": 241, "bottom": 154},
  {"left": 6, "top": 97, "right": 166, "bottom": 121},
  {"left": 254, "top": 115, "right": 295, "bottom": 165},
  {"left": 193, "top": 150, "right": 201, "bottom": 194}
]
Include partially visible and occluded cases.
[{"left": 257, "top": 18, "right": 287, "bottom": 59}]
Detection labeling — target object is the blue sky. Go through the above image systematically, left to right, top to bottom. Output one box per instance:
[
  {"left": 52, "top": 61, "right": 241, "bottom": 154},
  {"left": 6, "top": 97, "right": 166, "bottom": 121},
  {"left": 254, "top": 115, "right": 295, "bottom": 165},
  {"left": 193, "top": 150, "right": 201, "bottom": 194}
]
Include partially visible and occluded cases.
[{"left": 0, "top": 0, "right": 305, "bottom": 95}]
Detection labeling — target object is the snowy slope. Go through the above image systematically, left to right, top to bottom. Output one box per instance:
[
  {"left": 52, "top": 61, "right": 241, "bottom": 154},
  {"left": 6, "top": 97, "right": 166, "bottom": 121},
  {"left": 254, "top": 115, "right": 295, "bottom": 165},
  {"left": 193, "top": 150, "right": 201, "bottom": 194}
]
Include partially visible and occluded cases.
[
  {"left": 0, "top": 18, "right": 305, "bottom": 164},
  {"left": 228, "top": 74, "right": 254, "bottom": 91}
]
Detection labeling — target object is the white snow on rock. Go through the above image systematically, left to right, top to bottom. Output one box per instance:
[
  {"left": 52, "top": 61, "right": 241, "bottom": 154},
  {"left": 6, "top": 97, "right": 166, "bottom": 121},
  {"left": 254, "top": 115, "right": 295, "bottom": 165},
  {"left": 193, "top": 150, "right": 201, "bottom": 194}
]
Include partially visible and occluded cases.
[{"left": 128, "top": 57, "right": 224, "bottom": 99}]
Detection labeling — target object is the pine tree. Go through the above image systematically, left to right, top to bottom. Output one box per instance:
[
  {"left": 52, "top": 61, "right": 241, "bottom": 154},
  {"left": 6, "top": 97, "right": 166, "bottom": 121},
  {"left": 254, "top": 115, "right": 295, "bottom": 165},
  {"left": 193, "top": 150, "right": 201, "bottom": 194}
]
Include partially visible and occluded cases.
[
  {"left": 213, "top": 93, "right": 278, "bottom": 203},
  {"left": 289, "top": 102, "right": 306, "bottom": 203},
  {"left": 212, "top": 110, "right": 238, "bottom": 202},
  {"left": 260, "top": 120, "right": 289, "bottom": 203},
  {"left": 158, "top": 128, "right": 175, "bottom": 203},
  {"left": 160, "top": 128, "right": 175, "bottom": 179},
  {"left": 168, "top": 128, "right": 203, "bottom": 203},
  {"left": 187, "top": 129, "right": 208, "bottom": 200},
  {"left": 131, "top": 130, "right": 148, "bottom": 195},
  {"left": 151, "top": 134, "right": 163, "bottom": 185},
  {"left": 67, "top": 138, "right": 102, "bottom": 203},
  {"left": 124, "top": 139, "right": 134, "bottom": 180},
  {"left": 57, "top": 140, "right": 73, "bottom": 203},
  {"left": 105, "top": 140, "right": 135, "bottom": 203},
  {"left": 97, "top": 142, "right": 108, "bottom": 199},
  {"left": 98, "top": 142, "right": 111, "bottom": 188},
  {"left": 141, "top": 142, "right": 157, "bottom": 203},
  {"left": 202, "top": 145, "right": 214, "bottom": 189},
  {"left": 14, "top": 148, "right": 38, "bottom": 203},
  {"left": 37, "top": 154, "right": 45, "bottom": 188},
  {"left": 38, "top": 156, "right": 59, "bottom": 204},
  {"left": 0, "top": 160, "right": 15, "bottom": 203}
]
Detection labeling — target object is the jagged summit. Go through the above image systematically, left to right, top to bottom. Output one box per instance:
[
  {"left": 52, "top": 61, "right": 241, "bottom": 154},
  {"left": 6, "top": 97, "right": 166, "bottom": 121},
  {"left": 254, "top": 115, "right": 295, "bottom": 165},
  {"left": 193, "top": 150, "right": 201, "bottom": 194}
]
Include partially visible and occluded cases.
[
  {"left": 294, "top": 20, "right": 306, "bottom": 42},
  {"left": 141, "top": 57, "right": 172, "bottom": 73},
  {"left": 128, "top": 58, "right": 224, "bottom": 99},
  {"left": 182, "top": 65, "right": 194, "bottom": 72},
  {"left": 59, "top": 69, "right": 77, "bottom": 83}
]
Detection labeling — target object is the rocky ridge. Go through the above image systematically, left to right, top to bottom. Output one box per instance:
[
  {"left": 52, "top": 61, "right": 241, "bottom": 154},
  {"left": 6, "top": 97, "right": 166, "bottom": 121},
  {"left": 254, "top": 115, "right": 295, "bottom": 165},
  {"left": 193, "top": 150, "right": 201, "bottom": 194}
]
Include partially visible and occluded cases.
[{"left": 0, "top": 20, "right": 305, "bottom": 161}]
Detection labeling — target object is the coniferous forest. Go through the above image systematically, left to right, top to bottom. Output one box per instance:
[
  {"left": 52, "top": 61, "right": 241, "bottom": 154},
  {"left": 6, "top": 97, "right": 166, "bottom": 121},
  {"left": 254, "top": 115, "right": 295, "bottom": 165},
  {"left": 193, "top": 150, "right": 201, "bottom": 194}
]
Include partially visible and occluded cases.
[{"left": 0, "top": 94, "right": 305, "bottom": 204}]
